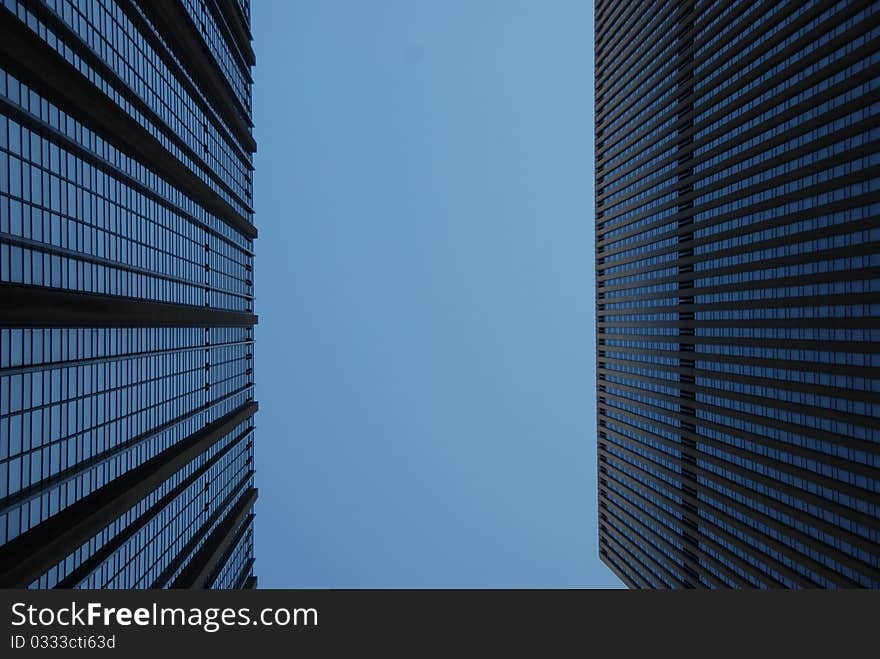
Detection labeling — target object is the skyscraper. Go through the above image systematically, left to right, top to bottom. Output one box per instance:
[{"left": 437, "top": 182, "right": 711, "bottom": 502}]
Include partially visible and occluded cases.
[
  {"left": 0, "top": 0, "right": 257, "bottom": 588},
  {"left": 595, "top": 1, "right": 879, "bottom": 588}
]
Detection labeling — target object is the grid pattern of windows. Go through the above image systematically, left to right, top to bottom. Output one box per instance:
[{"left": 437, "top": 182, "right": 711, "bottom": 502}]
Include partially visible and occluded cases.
[
  {"left": 0, "top": 0, "right": 257, "bottom": 590},
  {"left": 596, "top": 0, "right": 879, "bottom": 589}
]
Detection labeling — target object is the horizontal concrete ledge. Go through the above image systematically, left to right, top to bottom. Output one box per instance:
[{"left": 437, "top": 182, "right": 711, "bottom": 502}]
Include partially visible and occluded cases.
[
  {"left": 139, "top": 0, "right": 254, "bottom": 134},
  {"left": 212, "top": 0, "right": 256, "bottom": 66},
  {"left": 0, "top": 7, "right": 256, "bottom": 238},
  {"left": 0, "top": 284, "right": 258, "bottom": 328},
  {"left": 0, "top": 402, "right": 258, "bottom": 588},
  {"left": 54, "top": 426, "right": 255, "bottom": 589},
  {"left": 167, "top": 487, "right": 258, "bottom": 589},
  {"left": 198, "top": 511, "right": 256, "bottom": 589},
  {"left": 204, "top": 513, "right": 256, "bottom": 589},
  {"left": 233, "top": 558, "right": 257, "bottom": 590}
]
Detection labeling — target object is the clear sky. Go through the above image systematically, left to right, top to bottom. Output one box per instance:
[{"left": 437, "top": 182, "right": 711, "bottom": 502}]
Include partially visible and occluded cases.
[{"left": 252, "top": 0, "right": 620, "bottom": 588}]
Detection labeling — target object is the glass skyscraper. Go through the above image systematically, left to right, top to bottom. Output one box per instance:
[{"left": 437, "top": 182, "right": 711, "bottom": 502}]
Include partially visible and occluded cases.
[
  {"left": 0, "top": 0, "right": 257, "bottom": 588},
  {"left": 595, "top": 0, "right": 879, "bottom": 587}
]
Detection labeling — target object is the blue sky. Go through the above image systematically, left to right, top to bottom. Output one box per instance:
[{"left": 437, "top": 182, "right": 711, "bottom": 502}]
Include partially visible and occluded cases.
[{"left": 252, "top": 0, "right": 620, "bottom": 588}]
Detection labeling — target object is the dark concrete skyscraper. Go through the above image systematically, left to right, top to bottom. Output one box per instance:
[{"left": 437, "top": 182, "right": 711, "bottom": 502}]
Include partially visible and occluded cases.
[
  {"left": 0, "top": 0, "right": 257, "bottom": 588},
  {"left": 595, "top": 1, "right": 879, "bottom": 588}
]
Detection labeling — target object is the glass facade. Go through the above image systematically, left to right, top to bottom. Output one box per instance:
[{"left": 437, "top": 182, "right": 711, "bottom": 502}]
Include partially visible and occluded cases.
[
  {"left": 0, "top": 0, "right": 258, "bottom": 589},
  {"left": 596, "top": 0, "right": 879, "bottom": 588}
]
